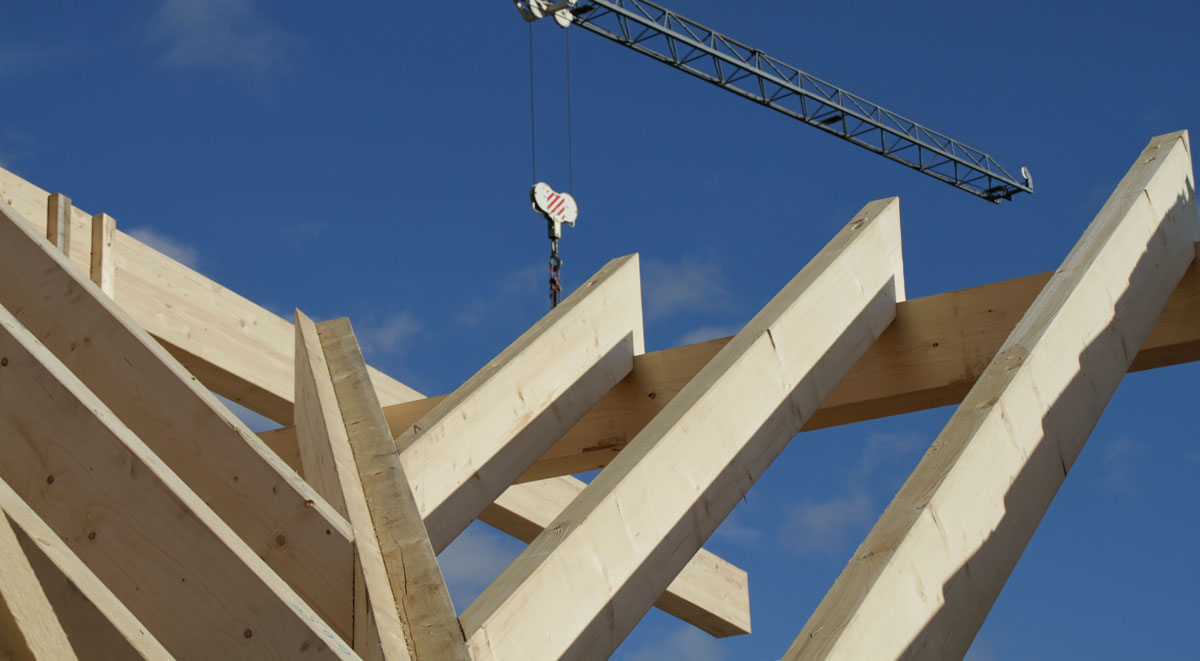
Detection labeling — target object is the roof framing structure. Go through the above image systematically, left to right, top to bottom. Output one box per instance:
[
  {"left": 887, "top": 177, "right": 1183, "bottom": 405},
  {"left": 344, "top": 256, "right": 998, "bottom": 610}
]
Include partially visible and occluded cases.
[{"left": 0, "top": 131, "right": 1195, "bottom": 658}]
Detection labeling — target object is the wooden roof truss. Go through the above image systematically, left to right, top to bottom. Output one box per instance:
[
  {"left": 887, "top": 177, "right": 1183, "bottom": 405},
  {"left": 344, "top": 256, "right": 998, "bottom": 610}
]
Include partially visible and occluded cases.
[{"left": 0, "top": 131, "right": 1195, "bottom": 659}]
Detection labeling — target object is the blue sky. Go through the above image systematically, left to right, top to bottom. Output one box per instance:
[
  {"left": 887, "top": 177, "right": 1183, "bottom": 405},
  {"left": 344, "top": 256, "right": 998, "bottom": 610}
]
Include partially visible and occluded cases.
[{"left": 3, "top": 1, "right": 1198, "bottom": 658}]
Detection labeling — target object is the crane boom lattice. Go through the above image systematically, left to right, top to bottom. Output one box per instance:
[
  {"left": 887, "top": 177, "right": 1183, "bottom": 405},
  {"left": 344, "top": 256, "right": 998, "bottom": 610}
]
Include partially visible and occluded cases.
[{"left": 561, "top": 0, "right": 1033, "bottom": 202}]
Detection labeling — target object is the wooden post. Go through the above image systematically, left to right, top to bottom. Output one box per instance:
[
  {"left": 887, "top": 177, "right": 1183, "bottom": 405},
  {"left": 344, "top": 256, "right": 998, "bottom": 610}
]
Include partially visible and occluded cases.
[
  {"left": 786, "top": 131, "right": 1197, "bottom": 660},
  {"left": 46, "top": 193, "right": 70, "bottom": 256},
  {"left": 461, "top": 198, "right": 905, "bottom": 660},
  {"left": 89, "top": 213, "right": 116, "bottom": 298},
  {"left": 319, "top": 317, "right": 469, "bottom": 661}
]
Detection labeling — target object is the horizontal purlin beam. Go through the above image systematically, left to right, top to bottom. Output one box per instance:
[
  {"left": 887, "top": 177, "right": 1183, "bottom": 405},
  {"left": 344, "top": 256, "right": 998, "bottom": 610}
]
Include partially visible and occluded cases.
[{"left": 259, "top": 242, "right": 1200, "bottom": 481}]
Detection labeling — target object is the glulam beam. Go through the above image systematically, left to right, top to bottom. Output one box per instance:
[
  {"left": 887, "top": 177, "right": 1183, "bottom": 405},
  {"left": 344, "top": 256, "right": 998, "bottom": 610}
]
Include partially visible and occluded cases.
[
  {"left": 786, "top": 131, "right": 1197, "bottom": 661},
  {"left": 0, "top": 197, "right": 357, "bottom": 640},
  {"left": 461, "top": 198, "right": 905, "bottom": 660},
  {"left": 394, "top": 254, "right": 644, "bottom": 550},
  {"left": 0, "top": 304, "right": 355, "bottom": 658},
  {"left": 318, "top": 317, "right": 469, "bottom": 660},
  {"left": 0, "top": 478, "right": 170, "bottom": 660},
  {"left": 0, "top": 504, "right": 77, "bottom": 660}
]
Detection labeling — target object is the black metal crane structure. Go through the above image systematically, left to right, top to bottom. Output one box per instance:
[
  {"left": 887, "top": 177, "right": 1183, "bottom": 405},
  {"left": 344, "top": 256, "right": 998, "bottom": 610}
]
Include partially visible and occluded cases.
[{"left": 515, "top": 0, "right": 1033, "bottom": 202}]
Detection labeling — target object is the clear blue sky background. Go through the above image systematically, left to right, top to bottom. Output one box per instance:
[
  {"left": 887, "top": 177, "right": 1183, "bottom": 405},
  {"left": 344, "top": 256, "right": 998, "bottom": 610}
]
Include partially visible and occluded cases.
[{"left": 3, "top": 1, "right": 1198, "bottom": 658}]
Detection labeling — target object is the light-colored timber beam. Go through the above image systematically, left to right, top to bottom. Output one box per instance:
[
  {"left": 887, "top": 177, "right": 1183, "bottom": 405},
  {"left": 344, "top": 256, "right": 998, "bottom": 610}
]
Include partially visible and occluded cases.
[
  {"left": 787, "top": 131, "right": 1197, "bottom": 660},
  {"left": 0, "top": 166, "right": 753, "bottom": 639},
  {"left": 0, "top": 167, "right": 420, "bottom": 424},
  {"left": 0, "top": 196, "right": 359, "bottom": 641},
  {"left": 460, "top": 199, "right": 906, "bottom": 659},
  {"left": 257, "top": 239, "right": 1200, "bottom": 484},
  {"left": 395, "top": 254, "right": 644, "bottom": 550},
  {"left": 0, "top": 304, "right": 355, "bottom": 658},
  {"left": 295, "top": 311, "right": 411, "bottom": 660},
  {"left": 319, "top": 317, "right": 469, "bottom": 661},
  {"left": 479, "top": 476, "right": 752, "bottom": 638},
  {"left": 0, "top": 478, "right": 170, "bottom": 660},
  {"left": 0, "top": 505, "right": 77, "bottom": 660}
]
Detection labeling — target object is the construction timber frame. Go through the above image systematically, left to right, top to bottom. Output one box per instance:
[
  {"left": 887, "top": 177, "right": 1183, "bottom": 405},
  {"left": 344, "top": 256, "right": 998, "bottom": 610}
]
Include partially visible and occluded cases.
[{"left": 0, "top": 131, "right": 1196, "bottom": 659}]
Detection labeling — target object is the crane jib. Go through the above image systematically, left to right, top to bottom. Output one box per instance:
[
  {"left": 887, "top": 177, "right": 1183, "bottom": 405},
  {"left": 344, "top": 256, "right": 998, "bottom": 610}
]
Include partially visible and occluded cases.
[{"left": 518, "top": 0, "right": 1033, "bottom": 202}]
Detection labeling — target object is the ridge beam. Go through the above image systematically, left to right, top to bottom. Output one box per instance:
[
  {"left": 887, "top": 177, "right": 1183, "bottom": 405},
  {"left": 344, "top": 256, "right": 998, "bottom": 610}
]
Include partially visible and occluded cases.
[
  {"left": 786, "top": 131, "right": 1197, "bottom": 660},
  {"left": 0, "top": 197, "right": 356, "bottom": 640},
  {"left": 461, "top": 198, "right": 905, "bottom": 660},
  {"left": 397, "top": 254, "right": 644, "bottom": 550},
  {"left": 0, "top": 304, "right": 355, "bottom": 658}
]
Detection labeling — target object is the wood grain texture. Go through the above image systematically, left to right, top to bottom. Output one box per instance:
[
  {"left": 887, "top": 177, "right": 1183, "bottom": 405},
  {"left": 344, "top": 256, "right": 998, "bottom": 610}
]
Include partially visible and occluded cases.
[
  {"left": 786, "top": 131, "right": 1197, "bottom": 661},
  {"left": 0, "top": 165, "right": 751, "bottom": 640},
  {"left": 0, "top": 166, "right": 420, "bottom": 424},
  {"left": 46, "top": 193, "right": 70, "bottom": 255},
  {"left": 0, "top": 196, "right": 358, "bottom": 641},
  {"left": 461, "top": 198, "right": 905, "bottom": 660},
  {"left": 89, "top": 213, "right": 116, "bottom": 298},
  {"left": 260, "top": 242, "right": 1200, "bottom": 484},
  {"left": 393, "top": 254, "right": 644, "bottom": 551},
  {"left": 0, "top": 304, "right": 355, "bottom": 659},
  {"left": 296, "top": 311, "right": 410, "bottom": 661},
  {"left": 319, "top": 318, "right": 468, "bottom": 661},
  {"left": 480, "top": 476, "right": 751, "bottom": 637},
  {"left": 0, "top": 478, "right": 171, "bottom": 660},
  {"left": 0, "top": 504, "right": 77, "bottom": 660}
]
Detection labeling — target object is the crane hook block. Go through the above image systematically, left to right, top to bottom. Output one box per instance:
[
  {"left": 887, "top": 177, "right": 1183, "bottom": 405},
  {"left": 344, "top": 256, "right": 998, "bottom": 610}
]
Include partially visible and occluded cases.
[
  {"left": 514, "top": 0, "right": 577, "bottom": 27},
  {"left": 532, "top": 182, "right": 578, "bottom": 238}
]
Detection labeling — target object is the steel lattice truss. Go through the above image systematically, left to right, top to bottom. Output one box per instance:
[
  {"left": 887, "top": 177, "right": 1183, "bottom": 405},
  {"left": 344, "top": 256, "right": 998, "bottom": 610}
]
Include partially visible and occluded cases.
[{"left": 570, "top": 0, "right": 1033, "bottom": 201}]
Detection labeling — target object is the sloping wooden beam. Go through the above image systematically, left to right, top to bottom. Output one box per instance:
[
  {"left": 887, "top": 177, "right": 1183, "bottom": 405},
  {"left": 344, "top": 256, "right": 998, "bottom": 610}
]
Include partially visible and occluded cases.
[
  {"left": 787, "top": 131, "right": 1197, "bottom": 660},
  {"left": 0, "top": 167, "right": 753, "bottom": 639},
  {"left": 0, "top": 167, "right": 420, "bottom": 423},
  {"left": 0, "top": 197, "right": 357, "bottom": 640},
  {"left": 461, "top": 198, "right": 906, "bottom": 659},
  {"left": 259, "top": 239, "right": 1200, "bottom": 484},
  {"left": 394, "top": 255, "right": 644, "bottom": 550},
  {"left": 0, "top": 305, "right": 355, "bottom": 658},
  {"left": 295, "top": 311, "right": 410, "bottom": 660},
  {"left": 319, "top": 317, "right": 469, "bottom": 661},
  {"left": 479, "top": 476, "right": 751, "bottom": 638},
  {"left": 0, "top": 478, "right": 170, "bottom": 660},
  {"left": 0, "top": 505, "right": 77, "bottom": 660}
]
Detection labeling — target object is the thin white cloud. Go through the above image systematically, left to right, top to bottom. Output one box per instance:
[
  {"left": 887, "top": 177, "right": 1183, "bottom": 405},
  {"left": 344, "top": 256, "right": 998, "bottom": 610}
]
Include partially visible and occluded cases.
[
  {"left": 151, "top": 0, "right": 299, "bottom": 78},
  {"left": 126, "top": 226, "right": 200, "bottom": 268},
  {"left": 642, "top": 254, "right": 734, "bottom": 321},
  {"left": 458, "top": 263, "right": 544, "bottom": 328},
  {"left": 355, "top": 311, "right": 422, "bottom": 358},
  {"left": 676, "top": 324, "right": 740, "bottom": 346},
  {"left": 780, "top": 431, "right": 927, "bottom": 556},
  {"left": 1099, "top": 436, "right": 1144, "bottom": 492},
  {"left": 780, "top": 490, "right": 873, "bottom": 556},
  {"left": 712, "top": 510, "right": 762, "bottom": 545},
  {"left": 437, "top": 523, "right": 522, "bottom": 611},
  {"left": 620, "top": 624, "right": 727, "bottom": 661}
]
